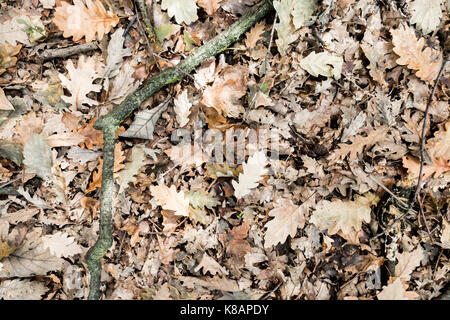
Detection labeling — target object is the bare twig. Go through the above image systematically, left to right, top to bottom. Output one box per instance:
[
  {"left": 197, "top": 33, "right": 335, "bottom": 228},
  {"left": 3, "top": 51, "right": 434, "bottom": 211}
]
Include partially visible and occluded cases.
[
  {"left": 39, "top": 42, "right": 99, "bottom": 60},
  {"left": 414, "top": 59, "right": 448, "bottom": 200}
]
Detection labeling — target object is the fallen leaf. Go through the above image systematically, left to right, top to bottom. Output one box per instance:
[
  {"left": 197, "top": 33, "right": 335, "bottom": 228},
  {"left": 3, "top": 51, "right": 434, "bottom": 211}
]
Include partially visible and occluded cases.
[
  {"left": 53, "top": 0, "right": 119, "bottom": 42},
  {"left": 161, "top": 0, "right": 198, "bottom": 25},
  {"left": 198, "top": 0, "right": 223, "bottom": 15},
  {"left": 409, "top": 0, "right": 445, "bottom": 35},
  {"left": 391, "top": 24, "right": 442, "bottom": 82},
  {"left": 300, "top": 51, "right": 343, "bottom": 80},
  {"left": 59, "top": 55, "right": 103, "bottom": 110},
  {"left": 0, "top": 88, "right": 13, "bottom": 110},
  {"left": 173, "top": 89, "right": 192, "bottom": 127},
  {"left": 120, "top": 98, "right": 170, "bottom": 139},
  {"left": 23, "top": 133, "right": 52, "bottom": 181},
  {"left": 116, "top": 145, "right": 146, "bottom": 193},
  {"left": 232, "top": 150, "right": 268, "bottom": 199},
  {"left": 150, "top": 184, "right": 190, "bottom": 217},
  {"left": 310, "top": 197, "right": 371, "bottom": 241},
  {"left": 264, "top": 198, "right": 311, "bottom": 248},
  {"left": 226, "top": 222, "right": 252, "bottom": 264},
  {"left": 41, "top": 232, "right": 83, "bottom": 258},
  {"left": 394, "top": 246, "right": 424, "bottom": 281},
  {"left": 194, "top": 253, "right": 228, "bottom": 275},
  {"left": 377, "top": 277, "right": 419, "bottom": 300},
  {"left": 0, "top": 279, "right": 47, "bottom": 300}
]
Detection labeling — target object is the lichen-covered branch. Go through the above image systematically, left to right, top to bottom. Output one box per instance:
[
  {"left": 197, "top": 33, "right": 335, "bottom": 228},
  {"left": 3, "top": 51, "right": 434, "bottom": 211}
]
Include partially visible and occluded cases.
[{"left": 86, "top": 0, "right": 274, "bottom": 300}]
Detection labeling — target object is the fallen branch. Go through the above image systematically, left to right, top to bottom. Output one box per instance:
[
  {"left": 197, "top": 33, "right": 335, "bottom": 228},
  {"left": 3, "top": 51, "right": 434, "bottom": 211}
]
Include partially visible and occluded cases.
[
  {"left": 85, "top": 0, "right": 274, "bottom": 300},
  {"left": 39, "top": 42, "right": 99, "bottom": 60}
]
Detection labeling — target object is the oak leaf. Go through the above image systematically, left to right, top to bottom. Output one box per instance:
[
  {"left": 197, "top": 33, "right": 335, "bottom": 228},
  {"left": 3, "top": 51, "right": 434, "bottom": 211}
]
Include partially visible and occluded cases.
[
  {"left": 53, "top": 0, "right": 119, "bottom": 42},
  {"left": 198, "top": 0, "right": 223, "bottom": 15},
  {"left": 391, "top": 24, "right": 442, "bottom": 82},
  {"left": 103, "top": 27, "right": 132, "bottom": 79},
  {"left": 0, "top": 42, "right": 21, "bottom": 75},
  {"left": 300, "top": 51, "right": 343, "bottom": 80},
  {"left": 59, "top": 55, "right": 103, "bottom": 110},
  {"left": 201, "top": 65, "right": 247, "bottom": 118},
  {"left": 173, "top": 89, "right": 192, "bottom": 127},
  {"left": 116, "top": 145, "right": 146, "bottom": 193},
  {"left": 232, "top": 150, "right": 268, "bottom": 199},
  {"left": 150, "top": 184, "right": 190, "bottom": 216},
  {"left": 310, "top": 197, "right": 371, "bottom": 241},
  {"left": 264, "top": 198, "right": 312, "bottom": 248},
  {"left": 226, "top": 222, "right": 252, "bottom": 265},
  {"left": 41, "top": 232, "right": 83, "bottom": 258},
  {"left": 0, "top": 237, "right": 64, "bottom": 277},
  {"left": 394, "top": 246, "right": 424, "bottom": 281},
  {"left": 194, "top": 253, "right": 228, "bottom": 276},
  {"left": 377, "top": 277, "right": 419, "bottom": 300},
  {"left": 0, "top": 279, "right": 47, "bottom": 300}
]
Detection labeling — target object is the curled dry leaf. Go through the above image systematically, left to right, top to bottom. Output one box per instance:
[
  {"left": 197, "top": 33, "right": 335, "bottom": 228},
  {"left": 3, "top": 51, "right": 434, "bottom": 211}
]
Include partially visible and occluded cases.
[{"left": 53, "top": 0, "right": 119, "bottom": 42}]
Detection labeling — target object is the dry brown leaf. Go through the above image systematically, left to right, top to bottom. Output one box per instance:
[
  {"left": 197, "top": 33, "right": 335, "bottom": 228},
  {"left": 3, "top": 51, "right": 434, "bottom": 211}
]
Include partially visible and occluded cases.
[
  {"left": 53, "top": 0, "right": 119, "bottom": 42},
  {"left": 198, "top": 0, "right": 223, "bottom": 15},
  {"left": 245, "top": 20, "right": 265, "bottom": 48},
  {"left": 391, "top": 24, "right": 442, "bottom": 82},
  {"left": 0, "top": 40, "right": 21, "bottom": 75},
  {"left": 59, "top": 55, "right": 103, "bottom": 110},
  {"left": 201, "top": 65, "right": 248, "bottom": 118},
  {"left": 0, "top": 87, "right": 13, "bottom": 110},
  {"left": 13, "top": 111, "right": 43, "bottom": 146},
  {"left": 76, "top": 117, "right": 103, "bottom": 149},
  {"left": 329, "top": 126, "right": 389, "bottom": 162},
  {"left": 402, "top": 155, "right": 450, "bottom": 181},
  {"left": 310, "top": 197, "right": 371, "bottom": 242},
  {"left": 264, "top": 198, "right": 310, "bottom": 248},
  {"left": 226, "top": 222, "right": 252, "bottom": 264},
  {"left": 0, "top": 240, "right": 17, "bottom": 260},
  {"left": 394, "top": 246, "right": 424, "bottom": 281},
  {"left": 194, "top": 253, "right": 229, "bottom": 275},
  {"left": 179, "top": 275, "right": 241, "bottom": 292},
  {"left": 377, "top": 277, "right": 419, "bottom": 300}
]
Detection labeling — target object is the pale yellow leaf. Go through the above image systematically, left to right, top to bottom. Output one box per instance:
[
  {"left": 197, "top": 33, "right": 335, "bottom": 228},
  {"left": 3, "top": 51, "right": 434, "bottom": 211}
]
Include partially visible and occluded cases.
[
  {"left": 409, "top": 0, "right": 444, "bottom": 34},
  {"left": 232, "top": 150, "right": 268, "bottom": 199},
  {"left": 150, "top": 184, "right": 190, "bottom": 216}
]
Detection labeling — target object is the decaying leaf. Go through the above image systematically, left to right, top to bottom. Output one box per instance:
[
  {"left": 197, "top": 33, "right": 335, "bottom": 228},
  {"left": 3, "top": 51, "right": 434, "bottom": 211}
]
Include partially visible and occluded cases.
[
  {"left": 53, "top": 0, "right": 119, "bottom": 42},
  {"left": 198, "top": 0, "right": 223, "bottom": 15},
  {"left": 103, "top": 27, "right": 132, "bottom": 79},
  {"left": 0, "top": 42, "right": 21, "bottom": 75},
  {"left": 201, "top": 65, "right": 248, "bottom": 118},
  {"left": 173, "top": 89, "right": 192, "bottom": 128},
  {"left": 120, "top": 98, "right": 170, "bottom": 139},
  {"left": 23, "top": 133, "right": 52, "bottom": 181},
  {"left": 116, "top": 145, "right": 146, "bottom": 193},
  {"left": 41, "top": 232, "right": 83, "bottom": 258},
  {"left": 0, "top": 237, "right": 64, "bottom": 277},
  {"left": 394, "top": 246, "right": 424, "bottom": 281},
  {"left": 194, "top": 253, "right": 228, "bottom": 275},
  {"left": 377, "top": 277, "right": 419, "bottom": 300},
  {"left": 0, "top": 279, "right": 47, "bottom": 300}
]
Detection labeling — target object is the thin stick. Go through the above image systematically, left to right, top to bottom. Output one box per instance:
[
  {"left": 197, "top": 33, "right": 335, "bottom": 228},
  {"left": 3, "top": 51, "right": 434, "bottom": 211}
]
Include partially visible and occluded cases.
[{"left": 414, "top": 59, "right": 448, "bottom": 200}]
